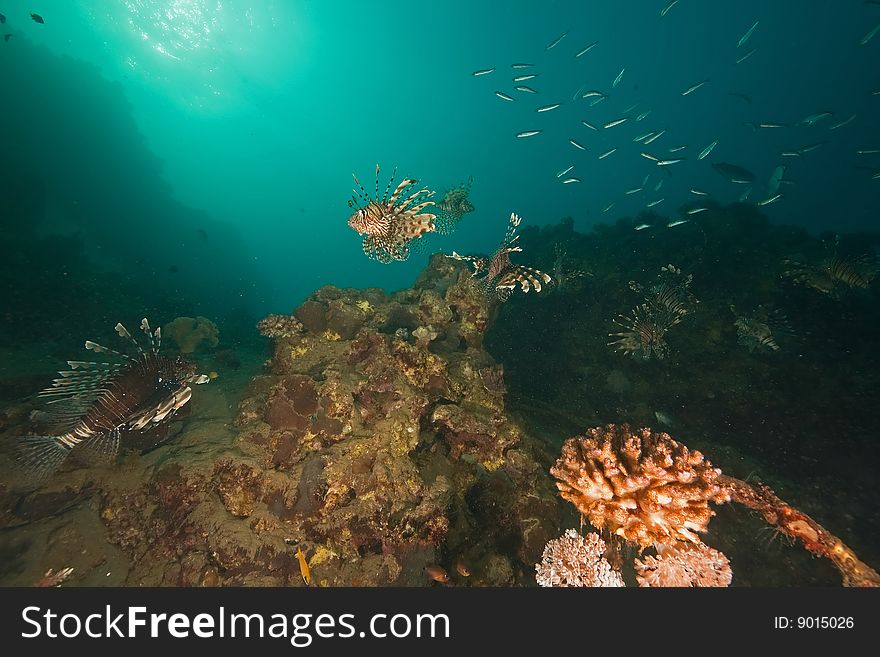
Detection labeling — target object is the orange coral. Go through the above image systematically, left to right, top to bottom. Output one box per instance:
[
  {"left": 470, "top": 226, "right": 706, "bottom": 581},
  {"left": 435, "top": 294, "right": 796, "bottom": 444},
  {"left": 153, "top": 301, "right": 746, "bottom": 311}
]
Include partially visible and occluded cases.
[
  {"left": 550, "top": 424, "right": 729, "bottom": 547},
  {"left": 635, "top": 541, "right": 732, "bottom": 587}
]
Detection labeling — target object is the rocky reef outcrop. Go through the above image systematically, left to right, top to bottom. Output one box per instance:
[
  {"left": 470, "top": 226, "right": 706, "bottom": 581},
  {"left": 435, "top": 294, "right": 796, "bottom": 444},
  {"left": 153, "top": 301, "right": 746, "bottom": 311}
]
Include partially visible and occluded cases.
[{"left": 84, "top": 254, "right": 563, "bottom": 586}]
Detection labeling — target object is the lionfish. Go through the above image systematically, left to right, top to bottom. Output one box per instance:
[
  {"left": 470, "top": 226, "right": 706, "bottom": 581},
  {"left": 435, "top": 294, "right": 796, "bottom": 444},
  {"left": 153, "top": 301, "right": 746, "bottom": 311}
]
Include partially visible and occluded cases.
[
  {"left": 347, "top": 164, "right": 437, "bottom": 263},
  {"left": 434, "top": 177, "right": 475, "bottom": 235},
  {"left": 446, "top": 212, "right": 551, "bottom": 301},
  {"left": 783, "top": 239, "right": 877, "bottom": 297},
  {"left": 547, "top": 242, "right": 589, "bottom": 293},
  {"left": 609, "top": 265, "right": 695, "bottom": 360},
  {"left": 730, "top": 304, "right": 791, "bottom": 353},
  {"left": 17, "top": 319, "right": 209, "bottom": 482}
]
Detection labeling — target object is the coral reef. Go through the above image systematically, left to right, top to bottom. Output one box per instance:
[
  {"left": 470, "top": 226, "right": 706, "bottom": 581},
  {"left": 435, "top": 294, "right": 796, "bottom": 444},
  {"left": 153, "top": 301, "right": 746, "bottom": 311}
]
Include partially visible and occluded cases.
[
  {"left": 1, "top": 254, "right": 561, "bottom": 586},
  {"left": 163, "top": 316, "right": 220, "bottom": 353},
  {"left": 551, "top": 424, "right": 729, "bottom": 546},
  {"left": 535, "top": 529, "right": 624, "bottom": 587},
  {"left": 634, "top": 541, "right": 732, "bottom": 587}
]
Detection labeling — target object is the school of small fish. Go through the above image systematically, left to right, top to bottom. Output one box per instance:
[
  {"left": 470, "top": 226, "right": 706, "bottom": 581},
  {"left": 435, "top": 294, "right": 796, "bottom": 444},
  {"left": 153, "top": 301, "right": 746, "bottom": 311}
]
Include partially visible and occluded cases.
[{"left": 468, "top": 4, "right": 879, "bottom": 225}]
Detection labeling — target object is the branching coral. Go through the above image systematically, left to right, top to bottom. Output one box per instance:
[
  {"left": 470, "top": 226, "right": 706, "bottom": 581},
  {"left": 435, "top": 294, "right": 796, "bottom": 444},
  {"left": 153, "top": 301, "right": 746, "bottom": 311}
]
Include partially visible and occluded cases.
[
  {"left": 163, "top": 316, "right": 219, "bottom": 353},
  {"left": 550, "top": 424, "right": 730, "bottom": 547},
  {"left": 550, "top": 424, "right": 880, "bottom": 587},
  {"left": 535, "top": 529, "right": 624, "bottom": 587},
  {"left": 635, "top": 541, "right": 732, "bottom": 587}
]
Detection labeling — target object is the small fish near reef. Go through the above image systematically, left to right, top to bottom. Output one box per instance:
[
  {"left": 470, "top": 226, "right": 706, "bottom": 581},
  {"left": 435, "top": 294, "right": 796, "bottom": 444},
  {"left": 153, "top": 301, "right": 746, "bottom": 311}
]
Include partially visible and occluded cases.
[
  {"left": 31, "top": 13, "right": 45, "bottom": 24},
  {"left": 347, "top": 164, "right": 437, "bottom": 264},
  {"left": 16, "top": 319, "right": 209, "bottom": 482},
  {"left": 296, "top": 547, "right": 312, "bottom": 586},
  {"left": 425, "top": 565, "right": 449, "bottom": 583}
]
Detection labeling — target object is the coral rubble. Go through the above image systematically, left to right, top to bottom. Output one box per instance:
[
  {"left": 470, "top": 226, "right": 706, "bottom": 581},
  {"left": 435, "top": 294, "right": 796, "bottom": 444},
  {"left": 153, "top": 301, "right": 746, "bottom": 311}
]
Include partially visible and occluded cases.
[{"left": 535, "top": 529, "right": 624, "bottom": 587}]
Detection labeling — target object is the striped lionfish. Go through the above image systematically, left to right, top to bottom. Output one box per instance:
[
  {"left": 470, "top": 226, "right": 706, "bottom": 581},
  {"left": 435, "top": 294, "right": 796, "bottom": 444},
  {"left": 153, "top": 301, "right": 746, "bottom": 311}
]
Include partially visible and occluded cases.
[
  {"left": 347, "top": 164, "right": 437, "bottom": 263},
  {"left": 434, "top": 177, "right": 475, "bottom": 235},
  {"left": 446, "top": 212, "right": 551, "bottom": 301},
  {"left": 783, "top": 238, "right": 877, "bottom": 297},
  {"left": 609, "top": 265, "right": 695, "bottom": 360},
  {"left": 730, "top": 304, "right": 791, "bottom": 353},
  {"left": 17, "top": 319, "right": 209, "bottom": 482}
]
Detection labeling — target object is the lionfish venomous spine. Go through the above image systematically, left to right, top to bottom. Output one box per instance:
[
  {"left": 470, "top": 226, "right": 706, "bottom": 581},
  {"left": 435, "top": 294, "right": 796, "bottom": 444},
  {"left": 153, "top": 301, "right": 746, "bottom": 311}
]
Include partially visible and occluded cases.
[
  {"left": 347, "top": 164, "right": 437, "bottom": 263},
  {"left": 446, "top": 212, "right": 551, "bottom": 301},
  {"left": 17, "top": 319, "right": 209, "bottom": 482}
]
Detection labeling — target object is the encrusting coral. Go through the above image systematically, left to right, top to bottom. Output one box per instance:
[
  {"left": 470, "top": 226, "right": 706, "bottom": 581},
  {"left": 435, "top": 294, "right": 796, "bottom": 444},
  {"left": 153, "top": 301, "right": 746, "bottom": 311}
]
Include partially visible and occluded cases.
[
  {"left": 162, "top": 316, "right": 219, "bottom": 353},
  {"left": 535, "top": 529, "right": 624, "bottom": 587}
]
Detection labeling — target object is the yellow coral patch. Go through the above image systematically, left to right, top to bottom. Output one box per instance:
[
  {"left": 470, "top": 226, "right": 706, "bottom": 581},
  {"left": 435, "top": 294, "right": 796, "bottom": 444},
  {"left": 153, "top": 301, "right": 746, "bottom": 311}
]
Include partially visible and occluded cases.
[
  {"left": 355, "top": 300, "right": 373, "bottom": 313},
  {"left": 322, "top": 330, "right": 342, "bottom": 341},
  {"left": 290, "top": 344, "right": 310, "bottom": 359},
  {"left": 482, "top": 457, "right": 506, "bottom": 471},
  {"left": 308, "top": 545, "right": 339, "bottom": 568}
]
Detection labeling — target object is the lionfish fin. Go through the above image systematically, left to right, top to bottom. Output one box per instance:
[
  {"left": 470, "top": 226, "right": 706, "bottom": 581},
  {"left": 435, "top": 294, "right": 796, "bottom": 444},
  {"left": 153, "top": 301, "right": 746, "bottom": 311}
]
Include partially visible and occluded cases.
[
  {"left": 380, "top": 166, "right": 398, "bottom": 203},
  {"left": 352, "top": 173, "right": 370, "bottom": 205},
  {"left": 387, "top": 179, "right": 416, "bottom": 207},
  {"left": 399, "top": 213, "right": 436, "bottom": 239},
  {"left": 139, "top": 319, "right": 161, "bottom": 354},
  {"left": 115, "top": 322, "right": 144, "bottom": 355},
  {"left": 85, "top": 340, "right": 132, "bottom": 362},
  {"left": 76, "top": 428, "right": 121, "bottom": 464},
  {"left": 15, "top": 436, "right": 71, "bottom": 483}
]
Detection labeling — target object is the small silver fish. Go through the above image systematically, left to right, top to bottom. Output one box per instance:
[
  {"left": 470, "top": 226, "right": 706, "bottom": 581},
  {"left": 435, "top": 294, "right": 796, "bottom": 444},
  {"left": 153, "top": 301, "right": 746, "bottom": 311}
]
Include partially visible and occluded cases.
[
  {"left": 660, "top": 0, "right": 679, "bottom": 17},
  {"left": 737, "top": 20, "right": 759, "bottom": 48},
  {"left": 860, "top": 21, "right": 880, "bottom": 46},
  {"left": 546, "top": 31, "right": 569, "bottom": 50},
  {"left": 575, "top": 41, "right": 599, "bottom": 57},
  {"left": 735, "top": 48, "right": 755, "bottom": 64},
  {"left": 511, "top": 63, "right": 534, "bottom": 69},
  {"left": 472, "top": 67, "right": 495, "bottom": 76},
  {"left": 612, "top": 68, "right": 625, "bottom": 88},
  {"left": 514, "top": 74, "right": 537, "bottom": 82},
  {"left": 682, "top": 79, "right": 710, "bottom": 96},
  {"left": 515, "top": 85, "right": 538, "bottom": 93},
  {"left": 581, "top": 90, "right": 606, "bottom": 99},
  {"left": 495, "top": 91, "right": 515, "bottom": 101},
  {"left": 589, "top": 96, "right": 607, "bottom": 107},
  {"left": 537, "top": 103, "right": 562, "bottom": 112},
  {"left": 623, "top": 103, "right": 639, "bottom": 114},
  {"left": 636, "top": 110, "right": 651, "bottom": 121},
  {"left": 801, "top": 111, "right": 833, "bottom": 125},
  {"left": 829, "top": 114, "right": 856, "bottom": 130},
  {"left": 604, "top": 117, "right": 628, "bottom": 129},
  {"left": 581, "top": 120, "right": 598, "bottom": 130},
  {"left": 759, "top": 122, "right": 786, "bottom": 128},
  {"left": 516, "top": 130, "right": 542, "bottom": 138},
  {"left": 644, "top": 130, "right": 666, "bottom": 144},
  {"left": 634, "top": 132, "right": 654, "bottom": 142},
  {"left": 570, "top": 139, "right": 587, "bottom": 150},
  {"left": 698, "top": 140, "right": 718, "bottom": 160},
  {"left": 798, "top": 142, "right": 826, "bottom": 154},
  {"left": 668, "top": 145, "right": 688, "bottom": 153},
  {"left": 598, "top": 148, "right": 617, "bottom": 159},
  {"left": 857, "top": 149, "right": 880, "bottom": 154},
  {"left": 781, "top": 151, "right": 801, "bottom": 158},
  {"left": 640, "top": 152, "right": 659, "bottom": 161},
  {"left": 656, "top": 158, "right": 684, "bottom": 166},
  {"left": 556, "top": 165, "right": 575, "bottom": 178},
  {"left": 561, "top": 177, "right": 581, "bottom": 184},
  {"left": 654, "top": 179, "right": 663, "bottom": 191},
  {"left": 625, "top": 187, "right": 643, "bottom": 195},
  {"left": 739, "top": 187, "right": 752, "bottom": 201},
  {"left": 690, "top": 188, "right": 709, "bottom": 196},
  {"left": 757, "top": 194, "right": 782, "bottom": 206},
  {"left": 646, "top": 198, "right": 665, "bottom": 207},
  {"left": 602, "top": 202, "right": 616, "bottom": 213},
  {"left": 687, "top": 206, "right": 708, "bottom": 214},
  {"left": 667, "top": 219, "right": 689, "bottom": 227},
  {"left": 634, "top": 223, "right": 651, "bottom": 230},
  {"left": 654, "top": 410, "right": 675, "bottom": 426}
]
